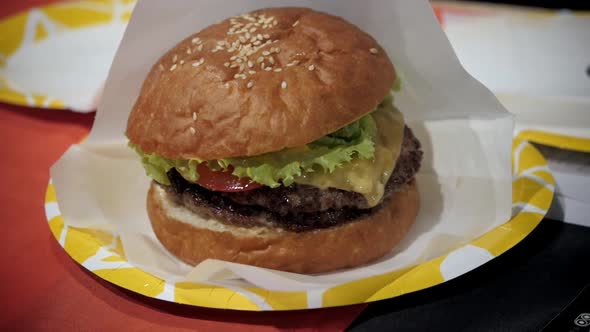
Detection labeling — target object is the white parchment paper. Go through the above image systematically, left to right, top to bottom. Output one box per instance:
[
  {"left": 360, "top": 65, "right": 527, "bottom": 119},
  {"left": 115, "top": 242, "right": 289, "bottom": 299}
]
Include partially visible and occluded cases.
[{"left": 51, "top": 0, "right": 513, "bottom": 291}]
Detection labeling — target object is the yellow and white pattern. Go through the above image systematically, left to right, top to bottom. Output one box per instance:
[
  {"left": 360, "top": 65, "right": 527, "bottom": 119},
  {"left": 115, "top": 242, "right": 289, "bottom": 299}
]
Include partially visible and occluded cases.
[
  {"left": 0, "top": 0, "right": 135, "bottom": 111},
  {"left": 516, "top": 131, "right": 590, "bottom": 154},
  {"left": 44, "top": 138, "right": 554, "bottom": 310}
]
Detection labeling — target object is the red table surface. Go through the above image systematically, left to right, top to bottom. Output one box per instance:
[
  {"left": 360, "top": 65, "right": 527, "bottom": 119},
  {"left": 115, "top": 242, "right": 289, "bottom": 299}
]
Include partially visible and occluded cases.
[{"left": 0, "top": 1, "right": 369, "bottom": 330}]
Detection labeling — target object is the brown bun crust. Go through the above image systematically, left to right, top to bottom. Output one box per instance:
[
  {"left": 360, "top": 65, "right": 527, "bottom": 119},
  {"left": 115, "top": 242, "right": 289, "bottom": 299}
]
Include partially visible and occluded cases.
[
  {"left": 127, "top": 7, "right": 395, "bottom": 160},
  {"left": 147, "top": 180, "right": 418, "bottom": 274}
]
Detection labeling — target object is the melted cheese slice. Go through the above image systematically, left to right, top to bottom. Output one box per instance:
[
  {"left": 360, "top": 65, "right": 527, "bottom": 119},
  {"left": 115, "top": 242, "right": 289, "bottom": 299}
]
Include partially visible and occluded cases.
[{"left": 294, "top": 103, "right": 405, "bottom": 207}]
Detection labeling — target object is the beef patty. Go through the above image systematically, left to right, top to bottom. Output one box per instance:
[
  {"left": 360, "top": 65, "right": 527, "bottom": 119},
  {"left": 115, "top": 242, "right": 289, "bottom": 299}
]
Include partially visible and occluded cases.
[{"left": 162, "top": 125, "right": 422, "bottom": 232}]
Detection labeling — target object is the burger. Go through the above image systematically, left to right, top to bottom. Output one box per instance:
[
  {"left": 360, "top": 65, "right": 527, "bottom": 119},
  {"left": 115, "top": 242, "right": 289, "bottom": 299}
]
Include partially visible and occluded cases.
[{"left": 126, "top": 7, "right": 423, "bottom": 274}]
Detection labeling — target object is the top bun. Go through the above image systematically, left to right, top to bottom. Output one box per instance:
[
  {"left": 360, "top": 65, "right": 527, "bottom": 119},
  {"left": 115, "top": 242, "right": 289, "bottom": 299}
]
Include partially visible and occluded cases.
[{"left": 126, "top": 7, "right": 395, "bottom": 160}]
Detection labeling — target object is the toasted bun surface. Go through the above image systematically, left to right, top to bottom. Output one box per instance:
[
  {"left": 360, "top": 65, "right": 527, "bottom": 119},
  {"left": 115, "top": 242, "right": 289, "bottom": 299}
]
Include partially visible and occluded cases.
[
  {"left": 126, "top": 7, "right": 395, "bottom": 160},
  {"left": 147, "top": 180, "right": 418, "bottom": 274}
]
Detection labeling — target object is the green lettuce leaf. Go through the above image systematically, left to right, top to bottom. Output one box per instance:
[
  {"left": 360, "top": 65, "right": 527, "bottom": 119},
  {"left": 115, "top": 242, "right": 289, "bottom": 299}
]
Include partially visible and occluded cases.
[
  {"left": 392, "top": 76, "right": 402, "bottom": 92},
  {"left": 130, "top": 113, "right": 376, "bottom": 187},
  {"left": 218, "top": 115, "right": 376, "bottom": 187},
  {"left": 130, "top": 144, "right": 202, "bottom": 186}
]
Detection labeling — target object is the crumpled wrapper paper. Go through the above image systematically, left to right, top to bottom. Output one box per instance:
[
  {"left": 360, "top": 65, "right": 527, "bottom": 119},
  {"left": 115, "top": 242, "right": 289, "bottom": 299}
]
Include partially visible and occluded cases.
[{"left": 51, "top": 0, "right": 513, "bottom": 291}]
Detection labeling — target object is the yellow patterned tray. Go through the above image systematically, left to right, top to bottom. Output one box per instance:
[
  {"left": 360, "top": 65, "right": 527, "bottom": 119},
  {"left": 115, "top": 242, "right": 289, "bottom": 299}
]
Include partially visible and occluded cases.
[
  {"left": 0, "top": 0, "right": 135, "bottom": 110},
  {"left": 516, "top": 131, "right": 590, "bottom": 153},
  {"left": 44, "top": 138, "right": 554, "bottom": 310}
]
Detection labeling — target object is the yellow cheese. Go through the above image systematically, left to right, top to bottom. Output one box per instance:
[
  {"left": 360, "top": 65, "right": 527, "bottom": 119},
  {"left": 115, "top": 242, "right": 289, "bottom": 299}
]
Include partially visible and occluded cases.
[{"left": 294, "top": 103, "right": 405, "bottom": 206}]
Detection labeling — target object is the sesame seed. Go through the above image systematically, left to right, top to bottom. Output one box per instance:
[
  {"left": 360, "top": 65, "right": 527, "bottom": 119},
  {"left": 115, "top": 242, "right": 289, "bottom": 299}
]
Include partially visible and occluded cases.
[
  {"left": 292, "top": 20, "right": 299, "bottom": 27},
  {"left": 250, "top": 27, "right": 257, "bottom": 33},
  {"left": 245, "top": 32, "right": 251, "bottom": 39},
  {"left": 257, "top": 34, "right": 263, "bottom": 40},
  {"left": 263, "top": 34, "right": 270, "bottom": 39},
  {"left": 191, "top": 37, "right": 201, "bottom": 44},
  {"left": 253, "top": 40, "right": 261, "bottom": 46},
  {"left": 273, "top": 40, "right": 279, "bottom": 43},
  {"left": 197, "top": 44, "right": 203, "bottom": 51},
  {"left": 186, "top": 47, "right": 192, "bottom": 54},
  {"left": 275, "top": 47, "right": 281, "bottom": 53},
  {"left": 370, "top": 48, "right": 379, "bottom": 54},
  {"left": 212, "top": 49, "right": 219, "bottom": 53},
  {"left": 262, "top": 51, "right": 270, "bottom": 56},
  {"left": 172, "top": 54, "right": 178, "bottom": 63},
  {"left": 230, "top": 55, "right": 237, "bottom": 61},
  {"left": 257, "top": 57, "right": 264, "bottom": 63},
  {"left": 268, "top": 57, "right": 275, "bottom": 64},
  {"left": 236, "top": 58, "right": 243, "bottom": 63},
  {"left": 179, "top": 60, "right": 185, "bottom": 65},
  {"left": 248, "top": 60, "right": 254, "bottom": 68},
  {"left": 191, "top": 62, "right": 200, "bottom": 67},
  {"left": 224, "top": 62, "right": 230, "bottom": 67},
  {"left": 158, "top": 63, "right": 164, "bottom": 71},
  {"left": 230, "top": 63, "right": 239, "bottom": 68},
  {"left": 261, "top": 63, "right": 266, "bottom": 69},
  {"left": 170, "top": 64, "right": 177, "bottom": 71},
  {"left": 239, "top": 64, "right": 245, "bottom": 71},
  {"left": 308, "top": 64, "right": 315, "bottom": 71},
  {"left": 265, "top": 67, "right": 272, "bottom": 71},
  {"left": 274, "top": 68, "right": 282, "bottom": 72},
  {"left": 248, "top": 70, "right": 256, "bottom": 75},
  {"left": 234, "top": 74, "right": 240, "bottom": 79},
  {"left": 247, "top": 81, "right": 254, "bottom": 88},
  {"left": 281, "top": 81, "right": 287, "bottom": 89},
  {"left": 224, "top": 82, "right": 230, "bottom": 88},
  {"left": 192, "top": 112, "right": 197, "bottom": 120},
  {"left": 189, "top": 127, "right": 196, "bottom": 135}
]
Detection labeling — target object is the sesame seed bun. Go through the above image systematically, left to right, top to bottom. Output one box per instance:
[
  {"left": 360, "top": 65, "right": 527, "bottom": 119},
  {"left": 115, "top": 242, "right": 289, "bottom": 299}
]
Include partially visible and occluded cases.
[
  {"left": 126, "top": 7, "right": 396, "bottom": 160},
  {"left": 147, "top": 180, "right": 419, "bottom": 274}
]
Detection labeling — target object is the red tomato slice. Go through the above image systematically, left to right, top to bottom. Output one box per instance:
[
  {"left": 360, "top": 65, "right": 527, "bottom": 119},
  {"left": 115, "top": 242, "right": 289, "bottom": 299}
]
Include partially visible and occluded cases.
[{"left": 196, "top": 163, "right": 262, "bottom": 192}]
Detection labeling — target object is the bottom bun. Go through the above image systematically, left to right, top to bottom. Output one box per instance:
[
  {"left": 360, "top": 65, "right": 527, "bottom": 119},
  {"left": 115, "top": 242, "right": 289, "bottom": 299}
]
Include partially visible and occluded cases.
[{"left": 147, "top": 180, "right": 419, "bottom": 274}]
